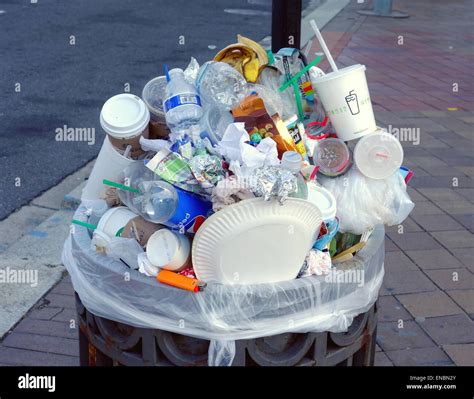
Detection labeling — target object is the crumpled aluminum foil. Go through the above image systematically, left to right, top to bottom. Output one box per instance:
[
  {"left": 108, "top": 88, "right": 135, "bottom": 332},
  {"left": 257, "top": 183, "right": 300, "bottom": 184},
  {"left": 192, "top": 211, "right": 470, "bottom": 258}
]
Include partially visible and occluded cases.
[
  {"left": 189, "top": 154, "right": 224, "bottom": 190},
  {"left": 251, "top": 166, "right": 297, "bottom": 203}
]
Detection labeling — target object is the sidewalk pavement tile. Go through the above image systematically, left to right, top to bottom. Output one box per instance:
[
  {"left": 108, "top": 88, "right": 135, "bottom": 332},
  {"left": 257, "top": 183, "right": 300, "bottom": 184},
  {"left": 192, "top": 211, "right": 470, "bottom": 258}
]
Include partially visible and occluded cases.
[
  {"left": 407, "top": 187, "right": 429, "bottom": 202},
  {"left": 418, "top": 189, "right": 468, "bottom": 203},
  {"left": 434, "top": 200, "right": 474, "bottom": 215},
  {"left": 410, "top": 201, "right": 444, "bottom": 216},
  {"left": 411, "top": 214, "right": 464, "bottom": 232},
  {"left": 450, "top": 214, "right": 473, "bottom": 233},
  {"left": 385, "top": 218, "right": 423, "bottom": 234},
  {"left": 431, "top": 230, "right": 474, "bottom": 249},
  {"left": 387, "top": 232, "right": 442, "bottom": 251},
  {"left": 384, "top": 237, "right": 400, "bottom": 252},
  {"left": 450, "top": 248, "right": 473, "bottom": 272},
  {"left": 405, "top": 249, "right": 465, "bottom": 270},
  {"left": 384, "top": 251, "right": 419, "bottom": 272},
  {"left": 424, "top": 268, "right": 474, "bottom": 291},
  {"left": 383, "top": 270, "right": 437, "bottom": 295},
  {"left": 446, "top": 290, "right": 474, "bottom": 315},
  {"left": 396, "top": 291, "right": 463, "bottom": 318},
  {"left": 43, "top": 293, "right": 76, "bottom": 310},
  {"left": 377, "top": 295, "right": 413, "bottom": 322},
  {"left": 27, "top": 306, "right": 63, "bottom": 321},
  {"left": 52, "top": 308, "right": 78, "bottom": 324},
  {"left": 419, "top": 314, "right": 474, "bottom": 345},
  {"left": 13, "top": 318, "right": 77, "bottom": 340},
  {"left": 377, "top": 321, "right": 436, "bottom": 352},
  {"left": 2, "top": 332, "right": 79, "bottom": 357},
  {"left": 442, "top": 344, "right": 474, "bottom": 366},
  {"left": 0, "top": 346, "right": 78, "bottom": 367},
  {"left": 384, "top": 347, "right": 453, "bottom": 367},
  {"left": 374, "top": 352, "right": 394, "bottom": 366}
]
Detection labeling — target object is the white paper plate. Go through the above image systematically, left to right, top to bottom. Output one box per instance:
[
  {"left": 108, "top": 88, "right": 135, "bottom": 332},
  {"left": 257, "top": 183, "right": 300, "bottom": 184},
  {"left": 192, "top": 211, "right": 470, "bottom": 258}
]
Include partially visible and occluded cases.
[{"left": 192, "top": 198, "right": 322, "bottom": 285}]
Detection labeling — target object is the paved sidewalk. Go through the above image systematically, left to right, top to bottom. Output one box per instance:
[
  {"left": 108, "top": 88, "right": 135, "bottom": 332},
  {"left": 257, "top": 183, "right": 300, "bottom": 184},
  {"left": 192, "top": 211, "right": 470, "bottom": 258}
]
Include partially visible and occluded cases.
[{"left": 0, "top": 0, "right": 472, "bottom": 366}]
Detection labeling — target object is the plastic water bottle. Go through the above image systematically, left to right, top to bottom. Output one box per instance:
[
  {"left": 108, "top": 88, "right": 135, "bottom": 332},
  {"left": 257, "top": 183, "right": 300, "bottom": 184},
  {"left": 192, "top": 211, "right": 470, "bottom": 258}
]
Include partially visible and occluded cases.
[
  {"left": 163, "top": 68, "right": 203, "bottom": 135},
  {"left": 281, "top": 151, "right": 308, "bottom": 199}
]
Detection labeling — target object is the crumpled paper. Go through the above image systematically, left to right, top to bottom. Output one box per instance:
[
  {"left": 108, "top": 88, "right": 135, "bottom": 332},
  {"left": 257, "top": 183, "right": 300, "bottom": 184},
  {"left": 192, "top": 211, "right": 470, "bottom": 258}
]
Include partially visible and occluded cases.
[
  {"left": 217, "top": 123, "right": 279, "bottom": 175},
  {"left": 211, "top": 175, "right": 255, "bottom": 212}
]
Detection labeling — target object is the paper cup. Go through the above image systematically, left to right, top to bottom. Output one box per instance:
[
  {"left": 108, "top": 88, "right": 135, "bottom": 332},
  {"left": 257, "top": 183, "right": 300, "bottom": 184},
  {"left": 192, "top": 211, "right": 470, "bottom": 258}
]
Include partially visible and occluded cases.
[
  {"left": 311, "top": 64, "right": 376, "bottom": 141},
  {"left": 142, "top": 76, "right": 171, "bottom": 140},
  {"left": 100, "top": 94, "right": 150, "bottom": 158},
  {"left": 354, "top": 128, "right": 404, "bottom": 180},
  {"left": 81, "top": 137, "right": 138, "bottom": 201},
  {"left": 93, "top": 206, "right": 137, "bottom": 247},
  {"left": 121, "top": 217, "right": 165, "bottom": 247},
  {"left": 146, "top": 229, "right": 191, "bottom": 272}
]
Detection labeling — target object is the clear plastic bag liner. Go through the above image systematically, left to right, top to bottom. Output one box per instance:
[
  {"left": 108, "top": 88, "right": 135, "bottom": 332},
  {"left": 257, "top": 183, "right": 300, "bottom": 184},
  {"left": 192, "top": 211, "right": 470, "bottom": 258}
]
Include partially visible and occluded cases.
[{"left": 62, "top": 204, "right": 385, "bottom": 366}]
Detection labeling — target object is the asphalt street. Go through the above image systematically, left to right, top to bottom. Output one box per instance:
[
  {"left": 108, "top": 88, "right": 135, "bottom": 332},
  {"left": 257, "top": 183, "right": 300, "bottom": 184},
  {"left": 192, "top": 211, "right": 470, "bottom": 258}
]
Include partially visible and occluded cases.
[{"left": 0, "top": 0, "right": 314, "bottom": 220}]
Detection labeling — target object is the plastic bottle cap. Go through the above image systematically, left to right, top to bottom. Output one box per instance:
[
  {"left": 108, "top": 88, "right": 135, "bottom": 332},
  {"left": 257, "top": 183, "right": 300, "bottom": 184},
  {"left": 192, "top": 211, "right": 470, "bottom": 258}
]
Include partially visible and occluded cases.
[
  {"left": 100, "top": 94, "right": 150, "bottom": 139},
  {"left": 281, "top": 151, "right": 303, "bottom": 173}
]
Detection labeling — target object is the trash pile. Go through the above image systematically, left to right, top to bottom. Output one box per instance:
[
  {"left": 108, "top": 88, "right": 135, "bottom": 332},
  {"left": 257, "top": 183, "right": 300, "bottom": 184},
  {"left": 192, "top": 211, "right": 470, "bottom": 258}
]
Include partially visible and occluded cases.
[{"left": 73, "top": 28, "right": 414, "bottom": 293}]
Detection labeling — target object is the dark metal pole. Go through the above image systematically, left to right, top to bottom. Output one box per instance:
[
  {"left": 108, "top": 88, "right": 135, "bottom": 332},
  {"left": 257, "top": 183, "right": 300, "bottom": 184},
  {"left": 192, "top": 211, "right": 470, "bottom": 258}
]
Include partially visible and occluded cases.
[{"left": 271, "top": 0, "right": 302, "bottom": 52}]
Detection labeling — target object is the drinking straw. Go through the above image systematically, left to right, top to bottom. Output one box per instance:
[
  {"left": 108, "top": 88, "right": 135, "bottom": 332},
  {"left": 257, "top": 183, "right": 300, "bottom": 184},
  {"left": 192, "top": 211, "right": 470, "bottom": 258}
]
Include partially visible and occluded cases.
[
  {"left": 310, "top": 19, "right": 338, "bottom": 72},
  {"left": 278, "top": 55, "right": 322, "bottom": 92},
  {"left": 164, "top": 64, "right": 170, "bottom": 82},
  {"left": 123, "top": 145, "right": 132, "bottom": 159},
  {"left": 102, "top": 179, "right": 140, "bottom": 194},
  {"left": 72, "top": 219, "right": 97, "bottom": 230}
]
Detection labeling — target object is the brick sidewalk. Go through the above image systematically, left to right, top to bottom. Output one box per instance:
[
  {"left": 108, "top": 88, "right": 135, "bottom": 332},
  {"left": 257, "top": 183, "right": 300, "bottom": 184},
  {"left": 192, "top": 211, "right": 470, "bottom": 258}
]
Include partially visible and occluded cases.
[{"left": 0, "top": 0, "right": 472, "bottom": 366}]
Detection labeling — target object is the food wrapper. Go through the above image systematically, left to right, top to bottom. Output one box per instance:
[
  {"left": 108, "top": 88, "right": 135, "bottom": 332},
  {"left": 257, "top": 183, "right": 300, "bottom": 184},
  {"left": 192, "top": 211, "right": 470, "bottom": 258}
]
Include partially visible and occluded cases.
[
  {"left": 189, "top": 154, "right": 224, "bottom": 190},
  {"left": 251, "top": 166, "right": 297, "bottom": 203}
]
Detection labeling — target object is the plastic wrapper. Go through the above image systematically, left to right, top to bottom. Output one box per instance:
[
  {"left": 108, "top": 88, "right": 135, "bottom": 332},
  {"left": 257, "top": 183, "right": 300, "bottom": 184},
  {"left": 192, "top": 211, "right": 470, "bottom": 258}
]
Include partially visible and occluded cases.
[
  {"left": 319, "top": 168, "right": 415, "bottom": 234},
  {"left": 62, "top": 204, "right": 385, "bottom": 366},
  {"left": 104, "top": 237, "right": 144, "bottom": 270}
]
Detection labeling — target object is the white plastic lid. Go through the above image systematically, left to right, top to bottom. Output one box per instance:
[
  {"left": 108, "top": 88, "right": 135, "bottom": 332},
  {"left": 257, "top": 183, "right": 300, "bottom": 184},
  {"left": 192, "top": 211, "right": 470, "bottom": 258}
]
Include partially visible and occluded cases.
[
  {"left": 100, "top": 94, "right": 150, "bottom": 139},
  {"left": 354, "top": 129, "right": 404, "bottom": 180},
  {"left": 313, "top": 138, "right": 350, "bottom": 176},
  {"left": 281, "top": 151, "right": 303, "bottom": 174},
  {"left": 307, "top": 184, "right": 337, "bottom": 222},
  {"left": 146, "top": 229, "right": 190, "bottom": 271}
]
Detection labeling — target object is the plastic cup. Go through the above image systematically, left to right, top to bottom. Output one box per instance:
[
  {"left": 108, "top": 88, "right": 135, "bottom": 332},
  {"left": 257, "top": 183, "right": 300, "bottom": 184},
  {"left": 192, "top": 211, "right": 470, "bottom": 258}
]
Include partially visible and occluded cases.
[
  {"left": 311, "top": 64, "right": 376, "bottom": 141},
  {"left": 141, "top": 76, "right": 171, "bottom": 140},
  {"left": 100, "top": 94, "right": 150, "bottom": 158},
  {"left": 200, "top": 106, "right": 234, "bottom": 144},
  {"left": 353, "top": 128, "right": 404, "bottom": 180},
  {"left": 81, "top": 137, "right": 138, "bottom": 201},
  {"left": 313, "top": 137, "right": 351, "bottom": 177},
  {"left": 306, "top": 183, "right": 337, "bottom": 222},
  {"left": 92, "top": 206, "right": 137, "bottom": 248},
  {"left": 146, "top": 229, "right": 191, "bottom": 272}
]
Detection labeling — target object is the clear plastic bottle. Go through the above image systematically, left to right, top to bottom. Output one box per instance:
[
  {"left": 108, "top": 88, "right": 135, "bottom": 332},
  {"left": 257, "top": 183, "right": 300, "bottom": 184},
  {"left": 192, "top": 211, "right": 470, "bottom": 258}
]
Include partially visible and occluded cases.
[
  {"left": 163, "top": 68, "right": 203, "bottom": 135},
  {"left": 281, "top": 151, "right": 308, "bottom": 199}
]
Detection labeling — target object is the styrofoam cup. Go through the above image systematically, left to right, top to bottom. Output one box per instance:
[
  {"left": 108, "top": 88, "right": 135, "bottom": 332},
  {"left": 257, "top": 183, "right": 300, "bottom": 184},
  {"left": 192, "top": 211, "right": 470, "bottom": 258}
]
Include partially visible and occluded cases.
[
  {"left": 311, "top": 64, "right": 376, "bottom": 141},
  {"left": 81, "top": 136, "right": 138, "bottom": 201},
  {"left": 93, "top": 206, "right": 137, "bottom": 248},
  {"left": 146, "top": 229, "right": 191, "bottom": 272}
]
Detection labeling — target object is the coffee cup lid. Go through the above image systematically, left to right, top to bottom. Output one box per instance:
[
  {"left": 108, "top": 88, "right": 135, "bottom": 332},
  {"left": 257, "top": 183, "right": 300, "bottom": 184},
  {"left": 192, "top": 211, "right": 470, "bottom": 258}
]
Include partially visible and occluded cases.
[{"left": 100, "top": 94, "right": 150, "bottom": 138}]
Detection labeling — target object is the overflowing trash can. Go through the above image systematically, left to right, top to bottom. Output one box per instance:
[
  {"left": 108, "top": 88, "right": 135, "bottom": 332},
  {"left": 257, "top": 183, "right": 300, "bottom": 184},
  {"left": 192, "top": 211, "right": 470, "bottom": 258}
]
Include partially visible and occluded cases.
[{"left": 62, "top": 27, "right": 414, "bottom": 366}]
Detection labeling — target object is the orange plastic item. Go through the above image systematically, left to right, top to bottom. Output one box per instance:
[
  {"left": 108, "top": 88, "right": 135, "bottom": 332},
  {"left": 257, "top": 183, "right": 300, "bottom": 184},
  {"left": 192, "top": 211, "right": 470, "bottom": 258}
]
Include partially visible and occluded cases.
[{"left": 157, "top": 269, "right": 200, "bottom": 293}]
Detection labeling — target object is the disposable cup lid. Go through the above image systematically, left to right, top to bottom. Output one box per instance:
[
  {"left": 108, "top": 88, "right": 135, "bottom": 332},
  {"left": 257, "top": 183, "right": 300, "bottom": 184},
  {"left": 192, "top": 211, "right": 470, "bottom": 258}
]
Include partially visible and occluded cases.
[
  {"left": 142, "top": 76, "right": 168, "bottom": 117},
  {"left": 100, "top": 94, "right": 150, "bottom": 138},
  {"left": 354, "top": 129, "right": 404, "bottom": 180},
  {"left": 313, "top": 137, "right": 350, "bottom": 176},
  {"left": 146, "top": 229, "right": 190, "bottom": 270}
]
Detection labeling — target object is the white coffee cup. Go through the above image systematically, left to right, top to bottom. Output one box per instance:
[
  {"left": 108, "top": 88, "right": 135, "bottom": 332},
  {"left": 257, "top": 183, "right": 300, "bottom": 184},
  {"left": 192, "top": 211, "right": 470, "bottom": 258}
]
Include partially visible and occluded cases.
[
  {"left": 311, "top": 64, "right": 376, "bottom": 141},
  {"left": 100, "top": 93, "right": 150, "bottom": 158},
  {"left": 81, "top": 136, "right": 138, "bottom": 201},
  {"left": 92, "top": 206, "right": 137, "bottom": 248},
  {"left": 146, "top": 229, "right": 191, "bottom": 272}
]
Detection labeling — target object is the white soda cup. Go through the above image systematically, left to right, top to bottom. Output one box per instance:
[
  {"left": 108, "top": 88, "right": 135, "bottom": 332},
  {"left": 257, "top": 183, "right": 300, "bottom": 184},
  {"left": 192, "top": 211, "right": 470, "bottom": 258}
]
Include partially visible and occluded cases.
[
  {"left": 311, "top": 64, "right": 376, "bottom": 141},
  {"left": 81, "top": 137, "right": 138, "bottom": 201},
  {"left": 146, "top": 229, "right": 191, "bottom": 272}
]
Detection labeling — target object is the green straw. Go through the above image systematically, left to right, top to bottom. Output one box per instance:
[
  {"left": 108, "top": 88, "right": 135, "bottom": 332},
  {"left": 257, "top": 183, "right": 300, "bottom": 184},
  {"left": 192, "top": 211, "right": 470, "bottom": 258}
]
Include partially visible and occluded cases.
[
  {"left": 278, "top": 55, "right": 322, "bottom": 92},
  {"left": 102, "top": 179, "right": 140, "bottom": 194},
  {"left": 72, "top": 219, "right": 97, "bottom": 230}
]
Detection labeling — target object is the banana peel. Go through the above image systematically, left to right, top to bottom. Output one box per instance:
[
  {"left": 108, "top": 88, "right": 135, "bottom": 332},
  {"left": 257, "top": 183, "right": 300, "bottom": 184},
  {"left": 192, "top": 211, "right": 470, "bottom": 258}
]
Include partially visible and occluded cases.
[{"left": 214, "top": 35, "right": 268, "bottom": 83}]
